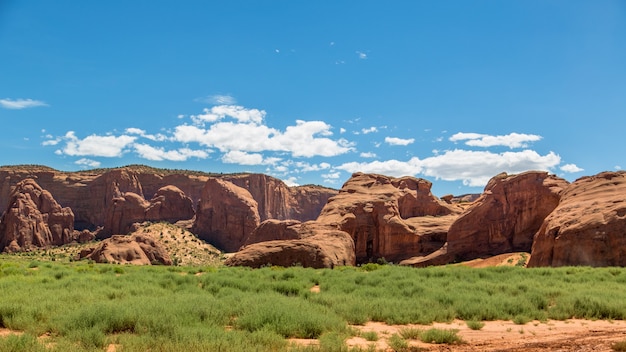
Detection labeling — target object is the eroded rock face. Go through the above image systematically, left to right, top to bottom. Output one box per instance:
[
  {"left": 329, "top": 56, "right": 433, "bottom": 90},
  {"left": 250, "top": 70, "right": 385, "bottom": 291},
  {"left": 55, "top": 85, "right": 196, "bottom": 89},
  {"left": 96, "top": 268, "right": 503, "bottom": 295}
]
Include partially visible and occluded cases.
[
  {"left": 446, "top": 171, "right": 569, "bottom": 261},
  {"left": 528, "top": 171, "right": 626, "bottom": 267},
  {"left": 317, "top": 173, "right": 462, "bottom": 263},
  {"left": 222, "top": 174, "right": 337, "bottom": 222},
  {"left": 192, "top": 178, "right": 261, "bottom": 252},
  {"left": 0, "top": 179, "right": 74, "bottom": 252},
  {"left": 102, "top": 185, "right": 195, "bottom": 236},
  {"left": 145, "top": 185, "right": 195, "bottom": 223},
  {"left": 243, "top": 219, "right": 302, "bottom": 247},
  {"left": 225, "top": 222, "right": 355, "bottom": 268},
  {"left": 79, "top": 233, "right": 172, "bottom": 265}
]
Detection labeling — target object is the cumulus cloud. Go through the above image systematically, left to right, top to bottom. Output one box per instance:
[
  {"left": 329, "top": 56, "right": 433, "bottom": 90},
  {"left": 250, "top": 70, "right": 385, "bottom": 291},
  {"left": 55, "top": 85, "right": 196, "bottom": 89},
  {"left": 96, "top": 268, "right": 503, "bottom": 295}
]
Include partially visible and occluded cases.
[
  {"left": 356, "top": 51, "right": 367, "bottom": 59},
  {"left": 0, "top": 98, "right": 48, "bottom": 109},
  {"left": 191, "top": 105, "right": 266, "bottom": 124},
  {"left": 174, "top": 116, "right": 353, "bottom": 158},
  {"left": 59, "top": 131, "right": 136, "bottom": 157},
  {"left": 450, "top": 132, "right": 542, "bottom": 148},
  {"left": 385, "top": 137, "right": 415, "bottom": 146},
  {"left": 134, "top": 144, "right": 209, "bottom": 161},
  {"left": 337, "top": 149, "right": 561, "bottom": 187},
  {"left": 221, "top": 151, "right": 265, "bottom": 165},
  {"left": 75, "top": 158, "right": 101, "bottom": 168},
  {"left": 560, "top": 163, "right": 583, "bottom": 173}
]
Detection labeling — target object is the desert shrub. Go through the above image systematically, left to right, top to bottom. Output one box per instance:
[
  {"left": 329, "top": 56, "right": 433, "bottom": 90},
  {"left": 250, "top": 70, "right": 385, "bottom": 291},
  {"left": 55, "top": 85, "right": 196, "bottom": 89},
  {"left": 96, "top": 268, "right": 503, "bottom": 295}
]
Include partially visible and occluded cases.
[
  {"left": 465, "top": 320, "right": 485, "bottom": 330},
  {"left": 398, "top": 327, "right": 421, "bottom": 339},
  {"left": 418, "top": 328, "right": 464, "bottom": 344},
  {"left": 361, "top": 331, "right": 378, "bottom": 341},
  {"left": 0, "top": 333, "right": 47, "bottom": 352},
  {"left": 387, "top": 333, "right": 408, "bottom": 351},
  {"left": 612, "top": 339, "right": 626, "bottom": 351}
]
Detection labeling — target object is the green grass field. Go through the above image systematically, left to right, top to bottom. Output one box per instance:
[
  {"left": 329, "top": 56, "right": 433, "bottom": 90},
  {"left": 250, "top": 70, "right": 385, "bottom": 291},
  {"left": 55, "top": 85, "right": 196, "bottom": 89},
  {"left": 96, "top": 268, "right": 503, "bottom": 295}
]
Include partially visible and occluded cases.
[{"left": 1, "top": 257, "right": 626, "bottom": 351}]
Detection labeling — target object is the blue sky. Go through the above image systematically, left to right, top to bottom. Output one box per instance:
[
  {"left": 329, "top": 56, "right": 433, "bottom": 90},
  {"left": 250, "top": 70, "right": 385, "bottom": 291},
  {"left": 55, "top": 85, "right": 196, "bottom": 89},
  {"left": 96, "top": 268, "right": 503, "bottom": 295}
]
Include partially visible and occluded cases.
[{"left": 1, "top": 1, "right": 624, "bottom": 196}]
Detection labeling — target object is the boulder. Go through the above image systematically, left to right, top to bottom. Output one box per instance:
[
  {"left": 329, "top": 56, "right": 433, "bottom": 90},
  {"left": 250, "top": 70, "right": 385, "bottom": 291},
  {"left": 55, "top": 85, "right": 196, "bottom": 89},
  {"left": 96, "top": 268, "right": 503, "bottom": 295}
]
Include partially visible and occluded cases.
[
  {"left": 445, "top": 171, "right": 568, "bottom": 261},
  {"left": 528, "top": 171, "right": 626, "bottom": 267},
  {"left": 316, "top": 173, "right": 462, "bottom": 263},
  {"left": 192, "top": 178, "right": 261, "bottom": 252},
  {"left": 0, "top": 179, "right": 74, "bottom": 252},
  {"left": 145, "top": 185, "right": 195, "bottom": 223},
  {"left": 242, "top": 219, "right": 302, "bottom": 247},
  {"left": 225, "top": 222, "right": 355, "bottom": 268},
  {"left": 79, "top": 233, "right": 172, "bottom": 265}
]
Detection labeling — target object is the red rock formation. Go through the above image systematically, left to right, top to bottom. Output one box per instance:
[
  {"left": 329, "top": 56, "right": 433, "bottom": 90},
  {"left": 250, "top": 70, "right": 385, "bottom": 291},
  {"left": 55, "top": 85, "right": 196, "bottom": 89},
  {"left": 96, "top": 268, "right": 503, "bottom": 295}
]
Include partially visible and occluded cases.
[
  {"left": 0, "top": 166, "right": 333, "bottom": 232},
  {"left": 445, "top": 171, "right": 569, "bottom": 261},
  {"left": 528, "top": 171, "right": 626, "bottom": 267},
  {"left": 317, "top": 173, "right": 462, "bottom": 263},
  {"left": 222, "top": 174, "right": 337, "bottom": 221},
  {"left": 0, "top": 178, "right": 74, "bottom": 252},
  {"left": 192, "top": 178, "right": 261, "bottom": 252},
  {"left": 103, "top": 185, "right": 195, "bottom": 236},
  {"left": 145, "top": 185, "right": 195, "bottom": 223},
  {"left": 243, "top": 219, "right": 302, "bottom": 247},
  {"left": 225, "top": 222, "right": 355, "bottom": 268},
  {"left": 79, "top": 233, "right": 172, "bottom": 265}
]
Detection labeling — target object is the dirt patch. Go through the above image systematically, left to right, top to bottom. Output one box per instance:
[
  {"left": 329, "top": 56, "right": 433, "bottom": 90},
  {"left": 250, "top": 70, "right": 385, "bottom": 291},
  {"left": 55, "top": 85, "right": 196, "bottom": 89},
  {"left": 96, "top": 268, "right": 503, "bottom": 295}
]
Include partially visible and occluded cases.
[
  {"left": 310, "top": 285, "right": 321, "bottom": 293},
  {"left": 348, "top": 319, "right": 626, "bottom": 351},
  {"left": 0, "top": 328, "right": 21, "bottom": 337}
]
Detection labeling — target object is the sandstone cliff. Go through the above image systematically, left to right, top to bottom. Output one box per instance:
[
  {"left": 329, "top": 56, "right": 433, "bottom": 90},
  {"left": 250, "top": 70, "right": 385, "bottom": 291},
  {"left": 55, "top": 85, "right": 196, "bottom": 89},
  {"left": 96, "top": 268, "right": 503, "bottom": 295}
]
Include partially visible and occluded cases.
[
  {"left": 0, "top": 166, "right": 333, "bottom": 235},
  {"left": 446, "top": 171, "right": 569, "bottom": 260},
  {"left": 528, "top": 171, "right": 626, "bottom": 267},
  {"left": 192, "top": 178, "right": 261, "bottom": 252}
]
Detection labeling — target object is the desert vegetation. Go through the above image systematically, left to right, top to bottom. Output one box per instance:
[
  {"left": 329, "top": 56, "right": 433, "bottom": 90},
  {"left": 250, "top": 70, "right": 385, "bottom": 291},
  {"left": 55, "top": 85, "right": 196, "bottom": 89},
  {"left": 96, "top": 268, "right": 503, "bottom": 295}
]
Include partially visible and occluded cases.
[{"left": 1, "top": 258, "right": 626, "bottom": 351}]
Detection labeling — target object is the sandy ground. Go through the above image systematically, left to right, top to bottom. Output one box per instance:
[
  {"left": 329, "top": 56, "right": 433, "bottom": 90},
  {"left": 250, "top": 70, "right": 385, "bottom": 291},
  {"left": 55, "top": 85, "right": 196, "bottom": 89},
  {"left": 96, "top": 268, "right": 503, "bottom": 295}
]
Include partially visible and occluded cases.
[
  {"left": 346, "top": 319, "right": 626, "bottom": 351},
  {"left": 4, "top": 320, "right": 626, "bottom": 351}
]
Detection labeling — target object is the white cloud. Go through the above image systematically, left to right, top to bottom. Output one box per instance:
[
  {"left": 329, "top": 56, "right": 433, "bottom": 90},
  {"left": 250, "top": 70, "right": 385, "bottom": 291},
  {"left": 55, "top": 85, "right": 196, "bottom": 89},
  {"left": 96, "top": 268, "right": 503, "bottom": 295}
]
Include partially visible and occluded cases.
[
  {"left": 356, "top": 51, "right": 367, "bottom": 59},
  {"left": 195, "top": 95, "right": 237, "bottom": 105},
  {"left": 0, "top": 98, "right": 48, "bottom": 109},
  {"left": 191, "top": 105, "right": 266, "bottom": 125},
  {"left": 175, "top": 118, "right": 353, "bottom": 158},
  {"left": 125, "top": 127, "right": 168, "bottom": 141},
  {"left": 362, "top": 127, "right": 378, "bottom": 134},
  {"left": 339, "top": 128, "right": 346, "bottom": 134},
  {"left": 59, "top": 131, "right": 136, "bottom": 157},
  {"left": 450, "top": 132, "right": 542, "bottom": 148},
  {"left": 385, "top": 137, "right": 415, "bottom": 146},
  {"left": 42, "top": 138, "right": 61, "bottom": 146},
  {"left": 134, "top": 144, "right": 209, "bottom": 161},
  {"left": 337, "top": 149, "right": 561, "bottom": 187},
  {"left": 221, "top": 151, "right": 265, "bottom": 165},
  {"left": 360, "top": 152, "right": 377, "bottom": 158},
  {"left": 75, "top": 158, "right": 101, "bottom": 168},
  {"left": 292, "top": 161, "right": 331, "bottom": 172},
  {"left": 560, "top": 163, "right": 583, "bottom": 173},
  {"left": 616, "top": 166, "right": 622, "bottom": 170},
  {"left": 322, "top": 172, "right": 341, "bottom": 179},
  {"left": 282, "top": 176, "right": 299, "bottom": 187}
]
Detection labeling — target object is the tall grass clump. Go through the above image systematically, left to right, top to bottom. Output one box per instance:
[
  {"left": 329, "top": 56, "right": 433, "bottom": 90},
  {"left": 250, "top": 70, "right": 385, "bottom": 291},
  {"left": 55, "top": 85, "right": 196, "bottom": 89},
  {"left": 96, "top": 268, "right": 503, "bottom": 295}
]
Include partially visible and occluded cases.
[{"left": 418, "top": 328, "right": 464, "bottom": 344}]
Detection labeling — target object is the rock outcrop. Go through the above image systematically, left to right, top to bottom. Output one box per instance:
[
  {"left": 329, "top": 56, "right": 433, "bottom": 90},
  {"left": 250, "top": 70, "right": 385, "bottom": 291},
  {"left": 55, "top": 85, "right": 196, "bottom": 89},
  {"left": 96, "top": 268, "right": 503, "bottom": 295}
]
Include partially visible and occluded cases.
[
  {"left": 0, "top": 166, "right": 334, "bottom": 234},
  {"left": 528, "top": 171, "right": 626, "bottom": 267},
  {"left": 443, "top": 172, "right": 568, "bottom": 261},
  {"left": 317, "top": 173, "right": 462, "bottom": 263},
  {"left": 222, "top": 174, "right": 337, "bottom": 221},
  {"left": 192, "top": 178, "right": 261, "bottom": 252},
  {"left": 0, "top": 179, "right": 74, "bottom": 252},
  {"left": 103, "top": 185, "right": 194, "bottom": 236},
  {"left": 243, "top": 219, "right": 302, "bottom": 247},
  {"left": 225, "top": 222, "right": 355, "bottom": 268},
  {"left": 79, "top": 233, "right": 172, "bottom": 265}
]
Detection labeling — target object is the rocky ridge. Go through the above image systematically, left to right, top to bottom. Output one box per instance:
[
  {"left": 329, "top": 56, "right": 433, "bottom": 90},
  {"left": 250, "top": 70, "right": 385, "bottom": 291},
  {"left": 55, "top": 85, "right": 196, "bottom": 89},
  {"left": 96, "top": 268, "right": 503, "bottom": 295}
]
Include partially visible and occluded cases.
[{"left": 1, "top": 165, "right": 625, "bottom": 269}]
